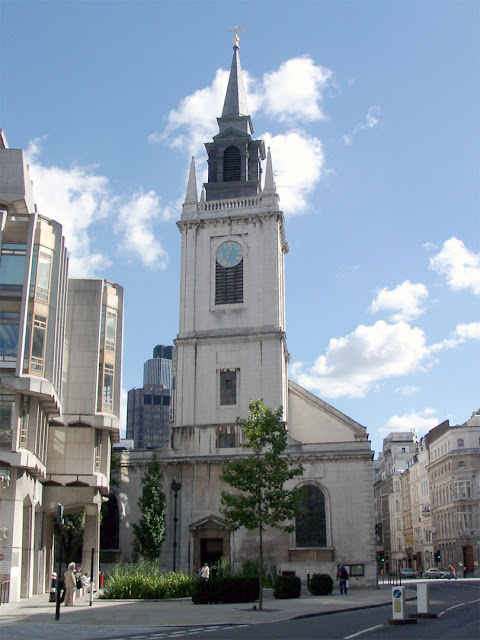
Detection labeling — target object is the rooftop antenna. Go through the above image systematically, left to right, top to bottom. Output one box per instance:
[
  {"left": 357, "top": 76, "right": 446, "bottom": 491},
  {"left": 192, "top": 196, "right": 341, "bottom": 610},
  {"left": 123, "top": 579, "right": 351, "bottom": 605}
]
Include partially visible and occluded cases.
[{"left": 228, "top": 24, "right": 245, "bottom": 47}]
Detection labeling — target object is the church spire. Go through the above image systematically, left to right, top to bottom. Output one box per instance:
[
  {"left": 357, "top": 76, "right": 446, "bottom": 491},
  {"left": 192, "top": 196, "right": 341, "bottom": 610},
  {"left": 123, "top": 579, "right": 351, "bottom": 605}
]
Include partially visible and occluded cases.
[
  {"left": 217, "top": 36, "right": 253, "bottom": 136},
  {"left": 221, "top": 42, "right": 249, "bottom": 120},
  {"left": 184, "top": 156, "right": 198, "bottom": 204}
]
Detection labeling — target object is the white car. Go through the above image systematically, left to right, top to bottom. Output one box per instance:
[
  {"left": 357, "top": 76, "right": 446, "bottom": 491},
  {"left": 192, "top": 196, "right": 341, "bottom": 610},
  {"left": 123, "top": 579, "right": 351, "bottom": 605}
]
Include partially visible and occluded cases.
[{"left": 423, "top": 567, "right": 450, "bottom": 579}]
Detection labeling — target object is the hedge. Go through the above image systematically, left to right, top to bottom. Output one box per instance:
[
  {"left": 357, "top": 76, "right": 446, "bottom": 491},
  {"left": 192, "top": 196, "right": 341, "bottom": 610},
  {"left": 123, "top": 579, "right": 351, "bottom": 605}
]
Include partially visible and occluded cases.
[
  {"left": 308, "top": 573, "right": 333, "bottom": 596},
  {"left": 273, "top": 574, "right": 301, "bottom": 599},
  {"left": 192, "top": 576, "right": 259, "bottom": 604}
]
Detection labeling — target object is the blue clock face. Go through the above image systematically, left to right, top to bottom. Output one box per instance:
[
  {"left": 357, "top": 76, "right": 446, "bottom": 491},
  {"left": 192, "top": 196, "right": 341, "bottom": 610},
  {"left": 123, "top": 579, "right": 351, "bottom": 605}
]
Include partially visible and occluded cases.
[{"left": 216, "top": 241, "right": 243, "bottom": 268}]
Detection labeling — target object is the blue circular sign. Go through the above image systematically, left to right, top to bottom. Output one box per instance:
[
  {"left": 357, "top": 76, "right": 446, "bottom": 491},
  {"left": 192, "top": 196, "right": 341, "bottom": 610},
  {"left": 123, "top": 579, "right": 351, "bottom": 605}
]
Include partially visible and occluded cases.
[{"left": 393, "top": 589, "right": 402, "bottom": 598}]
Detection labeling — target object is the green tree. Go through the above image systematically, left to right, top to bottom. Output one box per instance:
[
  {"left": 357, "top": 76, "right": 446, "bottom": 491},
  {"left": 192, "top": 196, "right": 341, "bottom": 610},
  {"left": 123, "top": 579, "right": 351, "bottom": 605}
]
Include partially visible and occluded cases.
[
  {"left": 220, "top": 399, "right": 304, "bottom": 609},
  {"left": 132, "top": 454, "right": 166, "bottom": 560},
  {"left": 54, "top": 511, "right": 85, "bottom": 565}
]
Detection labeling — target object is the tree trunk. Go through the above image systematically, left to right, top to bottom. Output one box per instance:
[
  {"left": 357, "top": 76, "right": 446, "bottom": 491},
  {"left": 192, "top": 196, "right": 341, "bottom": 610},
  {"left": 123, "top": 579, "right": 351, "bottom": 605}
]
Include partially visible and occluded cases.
[{"left": 258, "top": 506, "right": 263, "bottom": 610}]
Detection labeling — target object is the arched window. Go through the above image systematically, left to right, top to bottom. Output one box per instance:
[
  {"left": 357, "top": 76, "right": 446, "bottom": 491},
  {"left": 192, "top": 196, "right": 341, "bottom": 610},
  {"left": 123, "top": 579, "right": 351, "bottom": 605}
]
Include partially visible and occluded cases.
[
  {"left": 223, "top": 146, "right": 241, "bottom": 181},
  {"left": 457, "top": 438, "right": 464, "bottom": 448},
  {"left": 458, "top": 461, "right": 466, "bottom": 468},
  {"left": 295, "top": 485, "right": 326, "bottom": 547}
]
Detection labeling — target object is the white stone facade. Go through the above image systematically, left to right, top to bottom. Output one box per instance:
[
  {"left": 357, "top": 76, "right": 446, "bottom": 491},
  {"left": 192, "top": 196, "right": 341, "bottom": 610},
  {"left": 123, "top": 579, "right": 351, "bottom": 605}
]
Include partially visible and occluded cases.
[{"left": 116, "top": 45, "right": 376, "bottom": 588}]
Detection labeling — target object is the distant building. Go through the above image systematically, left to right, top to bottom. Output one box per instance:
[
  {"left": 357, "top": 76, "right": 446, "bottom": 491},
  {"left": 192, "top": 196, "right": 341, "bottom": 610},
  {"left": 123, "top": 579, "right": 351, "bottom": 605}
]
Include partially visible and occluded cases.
[
  {"left": 0, "top": 130, "right": 123, "bottom": 602},
  {"left": 143, "top": 344, "right": 174, "bottom": 388},
  {"left": 126, "top": 345, "right": 174, "bottom": 449},
  {"left": 425, "top": 412, "right": 480, "bottom": 575},
  {"left": 374, "top": 413, "right": 480, "bottom": 577},
  {"left": 373, "top": 433, "right": 417, "bottom": 573}
]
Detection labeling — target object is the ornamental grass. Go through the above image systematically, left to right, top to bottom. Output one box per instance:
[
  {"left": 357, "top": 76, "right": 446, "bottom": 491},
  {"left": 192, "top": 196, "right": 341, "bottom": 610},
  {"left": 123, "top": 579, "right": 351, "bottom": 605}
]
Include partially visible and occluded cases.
[{"left": 102, "top": 560, "right": 196, "bottom": 599}]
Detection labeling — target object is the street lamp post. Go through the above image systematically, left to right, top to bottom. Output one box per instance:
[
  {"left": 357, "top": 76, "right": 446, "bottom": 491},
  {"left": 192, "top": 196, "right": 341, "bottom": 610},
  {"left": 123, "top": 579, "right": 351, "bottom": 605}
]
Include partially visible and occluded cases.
[
  {"left": 171, "top": 480, "right": 181, "bottom": 572},
  {"left": 55, "top": 503, "right": 64, "bottom": 621}
]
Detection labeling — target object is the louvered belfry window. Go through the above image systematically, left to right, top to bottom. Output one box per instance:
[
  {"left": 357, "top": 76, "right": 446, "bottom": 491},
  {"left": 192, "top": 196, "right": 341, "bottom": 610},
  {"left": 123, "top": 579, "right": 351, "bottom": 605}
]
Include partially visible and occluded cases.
[
  {"left": 223, "top": 146, "right": 241, "bottom": 181},
  {"left": 215, "top": 259, "right": 243, "bottom": 304}
]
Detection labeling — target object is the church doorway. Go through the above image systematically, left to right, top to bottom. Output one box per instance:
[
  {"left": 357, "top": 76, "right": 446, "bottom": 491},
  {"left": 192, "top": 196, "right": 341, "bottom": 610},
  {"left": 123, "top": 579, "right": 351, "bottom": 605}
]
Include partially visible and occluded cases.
[
  {"left": 190, "top": 516, "right": 231, "bottom": 572},
  {"left": 200, "top": 538, "right": 223, "bottom": 566}
]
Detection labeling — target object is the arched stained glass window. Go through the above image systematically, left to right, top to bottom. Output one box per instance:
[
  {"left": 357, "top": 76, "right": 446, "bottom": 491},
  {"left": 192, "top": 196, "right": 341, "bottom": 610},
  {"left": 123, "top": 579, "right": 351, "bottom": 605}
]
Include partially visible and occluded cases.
[{"left": 295, "top": 485, "right": 326, "bottom": 547}]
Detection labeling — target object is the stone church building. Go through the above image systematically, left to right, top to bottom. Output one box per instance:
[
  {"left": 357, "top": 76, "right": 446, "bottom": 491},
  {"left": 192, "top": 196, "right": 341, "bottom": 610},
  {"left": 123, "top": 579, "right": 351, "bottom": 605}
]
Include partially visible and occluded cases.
[{"left": 116, "top": 41, "right": 376, "bottom": 587}]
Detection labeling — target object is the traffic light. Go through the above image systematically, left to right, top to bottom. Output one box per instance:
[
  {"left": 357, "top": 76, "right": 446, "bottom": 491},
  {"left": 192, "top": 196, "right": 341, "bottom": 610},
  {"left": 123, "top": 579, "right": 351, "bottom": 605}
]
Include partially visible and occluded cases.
[
  {"left": 435, "top": 550, "right": 441, "bottom": 562},
  {"left": 381, "top": 554, "right": 385, "bottom": 564}
]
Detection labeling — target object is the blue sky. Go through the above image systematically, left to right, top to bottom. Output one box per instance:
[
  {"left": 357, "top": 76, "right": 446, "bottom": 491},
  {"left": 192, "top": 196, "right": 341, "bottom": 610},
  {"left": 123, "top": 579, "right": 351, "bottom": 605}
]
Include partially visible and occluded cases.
[{"left": 1, "top": 0, "right": 478, "bottom": 456}]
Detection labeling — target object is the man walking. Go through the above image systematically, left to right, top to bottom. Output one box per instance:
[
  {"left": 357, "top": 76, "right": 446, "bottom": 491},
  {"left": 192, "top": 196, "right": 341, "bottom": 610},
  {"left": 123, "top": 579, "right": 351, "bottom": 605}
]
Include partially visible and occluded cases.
[{"left": 337, "top": 564, "right": 349, "bottom": 594}]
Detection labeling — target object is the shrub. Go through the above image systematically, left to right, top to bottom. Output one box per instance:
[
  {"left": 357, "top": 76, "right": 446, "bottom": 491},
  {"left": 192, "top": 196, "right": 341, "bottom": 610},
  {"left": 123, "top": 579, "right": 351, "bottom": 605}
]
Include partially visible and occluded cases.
[
  {"left": 239, "top": 559, "right": 278, "bottom": 588},
  {"left": 102, "top": 561, "right": 195, "bottom": 599},
  {"left": 308, "top": 573, "right": 333, "bottom": 596},
  {"left": 273, "top": 574, "right": 301, "bottom": 599},
  {"left": 192, "top": 576, "right": 259, "bottom": 604}
]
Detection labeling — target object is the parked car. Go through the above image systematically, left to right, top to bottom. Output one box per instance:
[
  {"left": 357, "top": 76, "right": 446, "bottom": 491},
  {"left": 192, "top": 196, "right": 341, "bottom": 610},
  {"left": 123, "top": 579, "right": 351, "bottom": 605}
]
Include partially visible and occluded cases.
[
  {"left": 423, "top": 567, "right": 450, "bottom": 579},
  {"left": 400, "top": 568, "right": 417, "bottom": 579}
]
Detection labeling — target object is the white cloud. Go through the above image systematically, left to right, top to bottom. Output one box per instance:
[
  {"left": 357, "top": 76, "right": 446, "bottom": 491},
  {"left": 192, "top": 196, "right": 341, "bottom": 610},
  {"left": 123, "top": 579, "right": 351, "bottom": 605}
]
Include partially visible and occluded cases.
[
  {"left": 261, "top": 56, "right": 333, "bottom": 122},
  {"left": 150, "top": 68, "right": 229, "bottom": 159},
  {"left": 343, "top": 106, "right": 382, "bottom": 145},
  {"left": 264, "top": 131, "right": 325, "bottom": 214},
  {"left": 25, "top": 138, "right": 168, "bottom": 275},
  {"left": 26, "top": 138, "right": 112, "bottom": 277},
  {"left": 116, "top": 191, "right": 168, "bottom": 270},
  {"left": 429, "top": 237, "right": 480, "bottom": 295},
  {"left": 370, "top": 280, "right": 429, "bottom": 322},
  {"left": 291, "top": 320, "right": 431, "bottom": 399},
  {"left": 430, "top": 321, "right": 480, "bottom": 352},
  {"left": 395, "top": 385, "right": 420, "bottom": 396},
  {"left": 380, "top": 409, "right": 439, "bottom": 437}
]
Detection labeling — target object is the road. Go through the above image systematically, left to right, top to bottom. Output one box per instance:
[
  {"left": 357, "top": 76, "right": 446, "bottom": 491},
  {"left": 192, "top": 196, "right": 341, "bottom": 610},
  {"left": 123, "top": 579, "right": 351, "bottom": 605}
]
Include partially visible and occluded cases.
[
  {"left": 2, "top": 581, "right": 478, "bottom": 640},
  {"left": 113, "top": 581, "right": 477, "bottom": 640}
]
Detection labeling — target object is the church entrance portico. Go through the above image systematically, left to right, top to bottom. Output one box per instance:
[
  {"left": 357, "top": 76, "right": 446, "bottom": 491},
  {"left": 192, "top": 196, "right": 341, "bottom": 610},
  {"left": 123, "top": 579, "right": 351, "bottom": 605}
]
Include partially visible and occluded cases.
[{"left": 190, "top": 516, "right": 230, "bottom": 570}]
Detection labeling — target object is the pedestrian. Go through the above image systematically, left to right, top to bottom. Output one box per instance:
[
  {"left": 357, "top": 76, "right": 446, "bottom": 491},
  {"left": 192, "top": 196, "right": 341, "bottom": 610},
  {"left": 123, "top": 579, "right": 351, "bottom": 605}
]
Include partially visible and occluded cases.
[
  {"left": 63, "top": 562, "right": 76, "bottom": 606},
  {"left": 200, "top": 563, "right": 210, "bottom": 580},
  {"left": 337, "top": 564, "right": 349, "bottom": 595},
  {"left": 448, "top": 565, "right": 457, "bottom": 580}
]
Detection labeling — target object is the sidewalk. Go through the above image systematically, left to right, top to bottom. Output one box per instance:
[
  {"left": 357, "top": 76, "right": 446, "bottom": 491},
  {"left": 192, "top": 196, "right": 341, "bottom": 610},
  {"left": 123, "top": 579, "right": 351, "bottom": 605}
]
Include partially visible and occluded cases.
[{"left": 0, "top": 584, "right": 399, "bottom": 640}]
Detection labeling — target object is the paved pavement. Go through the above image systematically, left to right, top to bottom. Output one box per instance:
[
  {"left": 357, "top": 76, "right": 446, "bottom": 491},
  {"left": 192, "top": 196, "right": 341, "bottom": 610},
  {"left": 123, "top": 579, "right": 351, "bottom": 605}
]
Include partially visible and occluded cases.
[{"left": 0, "top": 583, "right": 412, "bottom": 640}]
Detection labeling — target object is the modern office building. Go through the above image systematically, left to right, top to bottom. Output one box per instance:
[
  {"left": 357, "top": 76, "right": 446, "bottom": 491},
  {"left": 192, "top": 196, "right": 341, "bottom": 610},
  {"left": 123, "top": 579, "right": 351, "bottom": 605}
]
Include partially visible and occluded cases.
[
  {"left": 0, "top": 130, "right": 123, "bottom": 602},
  {"left": 126, "top": 345, "right": 174, "bottom": 449},
  {"left": 143, "top": 345, "right": 174, "bottom": 387}
]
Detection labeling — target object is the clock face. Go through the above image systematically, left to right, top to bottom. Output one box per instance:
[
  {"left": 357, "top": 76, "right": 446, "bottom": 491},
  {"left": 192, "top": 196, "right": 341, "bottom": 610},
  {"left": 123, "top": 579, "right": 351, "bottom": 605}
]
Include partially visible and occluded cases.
[{"left": 216, "top": 241, "right": 243, "bottom": 268}]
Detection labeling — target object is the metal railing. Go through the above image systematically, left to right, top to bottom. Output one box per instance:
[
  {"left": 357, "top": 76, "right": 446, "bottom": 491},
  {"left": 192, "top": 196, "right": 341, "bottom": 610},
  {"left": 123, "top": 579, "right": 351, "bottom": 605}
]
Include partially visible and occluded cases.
[{"left": 379, "top": 571, "right": 404, "bottom": 586}]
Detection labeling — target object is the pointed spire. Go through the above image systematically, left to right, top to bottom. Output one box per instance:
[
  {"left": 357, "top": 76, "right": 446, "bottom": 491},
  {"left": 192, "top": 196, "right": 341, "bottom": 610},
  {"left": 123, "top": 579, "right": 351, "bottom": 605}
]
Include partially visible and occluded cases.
[
  {"left": 222, "top": 45, "right": 249, "bottom": 119},
  {"left": 263, "top": 147, "right": 276, "bottom": 193},
  {"left": 184, "top": 156, "right": 198, "bottom": 205}
]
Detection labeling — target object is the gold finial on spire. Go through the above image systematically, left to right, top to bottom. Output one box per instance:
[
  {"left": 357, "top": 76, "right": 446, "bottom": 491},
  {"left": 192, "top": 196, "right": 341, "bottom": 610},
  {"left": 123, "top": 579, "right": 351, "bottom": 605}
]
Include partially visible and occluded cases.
[{"left": 228, "top": 24, "right": 245, "bottom": 47}]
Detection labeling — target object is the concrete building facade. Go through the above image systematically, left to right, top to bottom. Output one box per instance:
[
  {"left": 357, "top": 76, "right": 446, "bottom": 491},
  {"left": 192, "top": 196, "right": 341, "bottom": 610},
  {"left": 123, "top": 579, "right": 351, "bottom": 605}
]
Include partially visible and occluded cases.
[{"left": 0, "top": 130, "right": 123, "bottom": 602}]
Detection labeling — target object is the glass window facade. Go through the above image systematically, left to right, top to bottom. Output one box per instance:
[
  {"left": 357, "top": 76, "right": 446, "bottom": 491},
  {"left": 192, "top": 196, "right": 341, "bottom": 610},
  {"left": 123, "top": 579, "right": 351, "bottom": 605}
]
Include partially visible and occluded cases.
[
  {"left": 0, "top": 243, "right": 27, "bottom": 288},
  {"left": 30, "top": 246, "right": 53, "bottom": 301},
  {"left": 0, "top": 312, "right": 20, "bottom": 366},
  {"left": 0, "top": 392, "right": 15, "bottom": 445}
]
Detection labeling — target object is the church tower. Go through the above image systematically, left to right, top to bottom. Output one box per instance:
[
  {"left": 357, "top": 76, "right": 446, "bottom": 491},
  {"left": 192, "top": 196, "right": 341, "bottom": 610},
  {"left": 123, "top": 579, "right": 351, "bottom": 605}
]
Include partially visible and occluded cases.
[{"left": 173, "top": 39, "right": 289, "bottom": 453}]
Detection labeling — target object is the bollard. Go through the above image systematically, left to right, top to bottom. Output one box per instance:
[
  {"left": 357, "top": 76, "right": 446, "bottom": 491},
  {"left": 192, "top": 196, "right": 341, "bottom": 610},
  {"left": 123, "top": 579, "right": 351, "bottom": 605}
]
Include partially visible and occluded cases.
[
  {"left": 410, "top": 582, "right": 437, "bottom": 619},
  {"left": 388, "top": 586, "right": 417, "bottom": 625}
]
